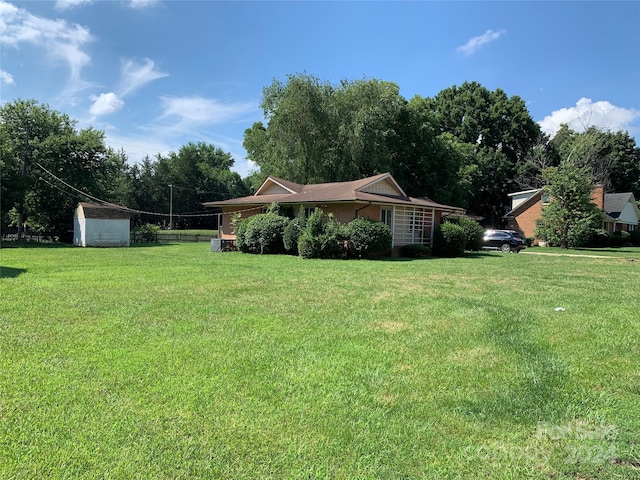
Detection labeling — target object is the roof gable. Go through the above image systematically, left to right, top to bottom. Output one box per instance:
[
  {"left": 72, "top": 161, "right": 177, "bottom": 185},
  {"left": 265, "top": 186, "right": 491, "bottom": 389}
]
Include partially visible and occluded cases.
[
  {"left": 357, "top": 173, "right": 407, "bottom": 197},
  {"left": 255, "top": 176, "right": 302, "bottom": 196},
  {"left": 505, "top": 189, "right": 543, "bottom": 217},
  {"left": 604, "top": 192, "right": 633, "bottom": 217}
]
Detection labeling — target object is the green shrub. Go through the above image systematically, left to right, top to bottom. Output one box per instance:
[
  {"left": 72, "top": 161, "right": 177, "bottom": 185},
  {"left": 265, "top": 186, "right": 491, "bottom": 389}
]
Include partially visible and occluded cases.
[
  {"left": 283, "top": 208, "right": 307, "bottom": 255},
  {"left": 305, "top": 208, "right": 325, "bottom": 237},
  {"left": 297, "top": 210, "right": 347, "bottom": 259},
  {"left": 236, "top": 213, "right": 288, "bottom": 254},
  {"left": 235, "top": 216, "right": 255, "bottom": 253},
  {"left": 446, "top": 216, "right": 484, "bottom": 251},
  {"left": 283, "top": 217, "right": 304, "bottom": 254},
  {"left": 344, "top": 217, "right": 392, "bottom": 258},
  {"left": 432, "top": 222, "right": 466, "bottom": 257},
  {"left": 132, "top": 224, "right": 160, "bottom": 243},
  {"left": 586, "top": 229, "right": 609, "bottom": 248},
  {"left": 631, "top": 229, "right": 640, "bottom": 246},
  {"left": 609, "top": 230, "right": 631, "bottom": 247},
  {"left": 297, "top": 231, "right": 321, "bottom": 259},
  {"left": 400, "top": 243, "right": 431, "bottom": 258}
]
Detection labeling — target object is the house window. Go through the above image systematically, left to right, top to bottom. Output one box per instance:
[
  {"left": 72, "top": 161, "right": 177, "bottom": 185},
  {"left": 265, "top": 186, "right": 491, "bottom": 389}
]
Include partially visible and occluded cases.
[
  {"left": 541, "top": 193, "right": 550, "bottom": 205},
  {"left": 304, "top": 207, "right": 315, "bottom": 218},
  {"left": 380, "top": 208, "right": 393, "bottom": 229},
  {"left": 629, "top": 224, "right": 636, "bottom": 232}
]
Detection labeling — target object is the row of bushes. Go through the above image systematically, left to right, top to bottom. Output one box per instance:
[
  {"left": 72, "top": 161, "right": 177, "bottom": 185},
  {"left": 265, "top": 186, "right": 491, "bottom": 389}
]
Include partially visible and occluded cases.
[
  {"left": 235, "top": 205, "right": 393, "bottom": 259},
  {"left": 235, "top": 206, "right": 486, "bottom": 259},
  {"left": 431, "top": 216, "right": 485, "bottom": 257},
  {"left": 537, "top": 228, "right": 640, "bottom": 248},
  {"left": 578, "top": 228, "right": 640, "bottom": 248}
]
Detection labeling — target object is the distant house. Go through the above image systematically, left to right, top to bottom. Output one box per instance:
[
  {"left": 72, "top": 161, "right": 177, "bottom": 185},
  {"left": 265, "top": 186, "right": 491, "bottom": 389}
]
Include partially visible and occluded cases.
[
  {"left": 203, "top": 173, "right": 465, "bottom": 249},
  {"left": 504, "top": 185, "right": 639, "bottom": 241},
  {"left": 73, "top": 202, "right": 130, "bottom": 247}
]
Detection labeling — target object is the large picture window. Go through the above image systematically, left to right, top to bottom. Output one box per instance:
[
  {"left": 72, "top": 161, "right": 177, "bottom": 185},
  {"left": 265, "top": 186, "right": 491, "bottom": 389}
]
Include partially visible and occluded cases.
[{"left": 392, "top": 206, "right": 434, "bottom": 246}]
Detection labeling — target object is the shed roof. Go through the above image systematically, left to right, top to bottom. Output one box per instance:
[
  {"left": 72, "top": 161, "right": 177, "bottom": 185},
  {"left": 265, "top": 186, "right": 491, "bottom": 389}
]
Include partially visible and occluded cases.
[{"left": 76, "top": 202, "right": 130, "bottom": 220}]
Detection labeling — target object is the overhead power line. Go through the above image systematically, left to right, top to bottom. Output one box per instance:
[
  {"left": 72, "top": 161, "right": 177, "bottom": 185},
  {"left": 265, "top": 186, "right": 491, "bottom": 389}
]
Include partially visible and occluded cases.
[{"left": 33, "top": 162, "right": 221, "bottom": 218}]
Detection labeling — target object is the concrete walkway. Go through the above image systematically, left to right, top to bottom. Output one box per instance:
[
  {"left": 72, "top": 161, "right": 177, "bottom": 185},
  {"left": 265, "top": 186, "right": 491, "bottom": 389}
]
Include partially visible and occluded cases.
[{"left": 521, "top": 250, "right": 615, "bottom": 259}]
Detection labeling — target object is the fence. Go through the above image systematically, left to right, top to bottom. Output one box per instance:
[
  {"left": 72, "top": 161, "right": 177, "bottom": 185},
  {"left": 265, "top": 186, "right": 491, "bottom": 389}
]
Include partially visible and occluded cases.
[{"left": 154, "top": 233, "right": 215, "bottom": 243}]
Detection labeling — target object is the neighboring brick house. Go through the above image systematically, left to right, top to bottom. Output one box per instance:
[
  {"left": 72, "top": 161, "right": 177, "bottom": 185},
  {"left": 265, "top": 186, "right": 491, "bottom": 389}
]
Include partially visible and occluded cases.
[
  {"left": 203, "top": 173, "right": 465, "bottom": 249},
  {"left": 504, "top": 185, "right": 640, "bottom": 241}
]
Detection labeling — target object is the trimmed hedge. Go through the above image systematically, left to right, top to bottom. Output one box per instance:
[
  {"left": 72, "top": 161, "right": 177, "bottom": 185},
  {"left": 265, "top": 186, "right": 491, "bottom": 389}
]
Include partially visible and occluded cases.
[
  {"left": 298, "top": 210, "right": 346, "bottom": 259},
  {"left": 236, "top": 213, "right": 289, "bottom": 254},
  {"left": 445, "top": 216, "right": 484, "bottom": 251},
  {"left": 344, "top": 217, "right": 392, "bottom": 258},
  {"left": 432, "top": 222, "right": 466, "bottom": 257},
  {"left": 609, "top": 230, "right": 631, "bottom": 247}
]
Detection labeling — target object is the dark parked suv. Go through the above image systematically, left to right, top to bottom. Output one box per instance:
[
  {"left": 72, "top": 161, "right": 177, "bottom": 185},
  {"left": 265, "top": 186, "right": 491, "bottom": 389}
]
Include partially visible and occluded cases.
[{"left": 482, "top": 230, "right": 526, "bottom": 253}]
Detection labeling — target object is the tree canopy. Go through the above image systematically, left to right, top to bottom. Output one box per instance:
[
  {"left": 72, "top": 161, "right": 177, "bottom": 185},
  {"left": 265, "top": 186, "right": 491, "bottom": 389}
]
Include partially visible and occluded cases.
[
  {"left": 243, "top": 75, "right": 545, "bottom": 222},
  {"left": 3, "top": 77, "right": 639, "bottom": 240},
  {"left": 1, "top": 99, "right": 246, "bottom": 237},
  {"left": 1, "top": 99, "right": 125, "bottom": 240}
]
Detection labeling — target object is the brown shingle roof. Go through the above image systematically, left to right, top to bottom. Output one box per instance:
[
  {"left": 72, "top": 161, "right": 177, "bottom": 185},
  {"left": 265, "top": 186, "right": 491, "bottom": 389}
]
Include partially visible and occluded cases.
[
  {"left": 203, "top": 173, "right": 463, "bottom": 212},
  {"left": 76, "top": 202, "right": 130, "bottom": 220}
]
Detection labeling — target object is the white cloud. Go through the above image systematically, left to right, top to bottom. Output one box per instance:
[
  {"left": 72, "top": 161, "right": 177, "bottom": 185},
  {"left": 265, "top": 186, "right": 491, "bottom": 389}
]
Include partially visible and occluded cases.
[
  {"left": 55, "top": 0, "right": 94, "bottom": 10},
  {"left": 128, "top": 0, "right": 159, "bottom": 9},
  {"left": 0, "top": 1, "right": 93, "bottom": 95},
  {"left": 457, "top": 29, "right": 506, "bottom": 55},
  {"left": 119, "top": 58, "right": 168, "bottom": 97},
  {"left": 0, "top": 69, "right": 15, "bottom": 85},
  {"left": 89, "top": 92, "right": 124, "bottom": 117},
  {"left": 159, "top": 96, "right": 257, "bottom": 129},
  {"left": 539, "top": 98, "right": 640, "bottom": 138}
]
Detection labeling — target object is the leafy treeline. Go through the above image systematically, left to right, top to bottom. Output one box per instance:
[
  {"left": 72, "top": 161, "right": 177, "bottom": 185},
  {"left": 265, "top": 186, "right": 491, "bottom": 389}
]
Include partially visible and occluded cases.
[
  {"left": 245, "top": 73, "right": 640, "bottom": 224},
  {"left": 2, "top": 75, "right": 640, "bottom": 240},
  {"left": 1, "top": 99, "right": 247, "bottom": 239}
]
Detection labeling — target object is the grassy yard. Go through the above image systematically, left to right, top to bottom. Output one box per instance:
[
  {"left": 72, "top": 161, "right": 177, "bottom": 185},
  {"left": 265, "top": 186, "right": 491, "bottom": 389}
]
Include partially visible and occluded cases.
[{"left": 1, "top": 243, "right": 639, "bottom": 479}]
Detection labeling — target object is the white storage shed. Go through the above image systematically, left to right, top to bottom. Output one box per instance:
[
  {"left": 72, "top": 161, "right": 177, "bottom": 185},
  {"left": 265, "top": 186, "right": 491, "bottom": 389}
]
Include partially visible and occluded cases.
[{"left": 74, "top": 202, "right": 130, "bottom": 247}]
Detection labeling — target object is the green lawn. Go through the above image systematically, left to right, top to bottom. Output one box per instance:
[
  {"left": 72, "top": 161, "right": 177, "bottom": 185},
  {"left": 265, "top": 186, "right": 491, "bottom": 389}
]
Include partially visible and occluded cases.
[{"left": 1, "top": 244, "right": 639, "bottom": 479}]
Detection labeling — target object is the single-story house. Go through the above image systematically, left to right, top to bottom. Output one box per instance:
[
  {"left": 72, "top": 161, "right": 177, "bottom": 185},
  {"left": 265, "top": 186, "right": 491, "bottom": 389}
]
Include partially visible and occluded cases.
[
  {"left": 203, "top": 173, "right": 465, "bottom": 249},
  {"left": 504, "top": 185, "right": 639, "bottom": 240},
  {"left": 73, "top": 202, "right": 131, "bottom": 247}
]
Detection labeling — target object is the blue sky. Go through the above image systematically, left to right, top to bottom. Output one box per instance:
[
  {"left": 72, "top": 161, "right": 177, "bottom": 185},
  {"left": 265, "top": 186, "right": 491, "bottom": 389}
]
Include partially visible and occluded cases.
[{"left": 1, "top": 1, "right": 639, "bottom": 178}]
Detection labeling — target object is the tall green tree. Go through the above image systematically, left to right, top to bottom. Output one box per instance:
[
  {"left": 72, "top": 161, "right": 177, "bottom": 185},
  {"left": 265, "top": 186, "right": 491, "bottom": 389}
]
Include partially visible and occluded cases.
[
  {"left": 245, "top": 73, "right": 335, "bottom": 184},
  {"left": 244, "top": 74, "right": 410, "bottom": 185},
  {"left": 424, "top": 82, "right": 541, "bottom": 224},
  {"left": 0, "top": 99, "right": 126, "bottom": 240},
  {"left": 550, "top": 125, "right": 640, "bottom": 196},
  {"left": 152, "top": 142, "right": 248, "bottom": 229},
  {"left": 536, "top": 160, "right": 602, "bottom": 248}
]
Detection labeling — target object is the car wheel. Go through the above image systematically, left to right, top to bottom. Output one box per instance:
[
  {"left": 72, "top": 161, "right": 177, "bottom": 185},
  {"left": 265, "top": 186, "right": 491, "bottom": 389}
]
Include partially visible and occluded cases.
[{"left": 500, "top": 243, "right": 511, "bottom": 253}]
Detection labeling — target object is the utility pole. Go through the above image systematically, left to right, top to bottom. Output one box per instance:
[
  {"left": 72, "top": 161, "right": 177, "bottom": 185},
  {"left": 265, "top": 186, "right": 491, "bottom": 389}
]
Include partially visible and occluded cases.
[
  {"left": 16, "top": 123, "right": 29, "bottom": 242},
  {"left": 168, "top": 184, "right": 173, "bottom": 230}
]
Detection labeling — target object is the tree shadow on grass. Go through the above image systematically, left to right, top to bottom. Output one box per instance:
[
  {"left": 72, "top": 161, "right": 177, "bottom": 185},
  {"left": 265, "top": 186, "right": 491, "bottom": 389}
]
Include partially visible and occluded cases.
[
  {"left": 0, "top": 241, "right": 73, "bottom": 249},
  {"left": 1, "top": 241, "right": 174, "bottom": 249},
  {"left": 0, "top": 266, "right": 27, "bottom": 278}
]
